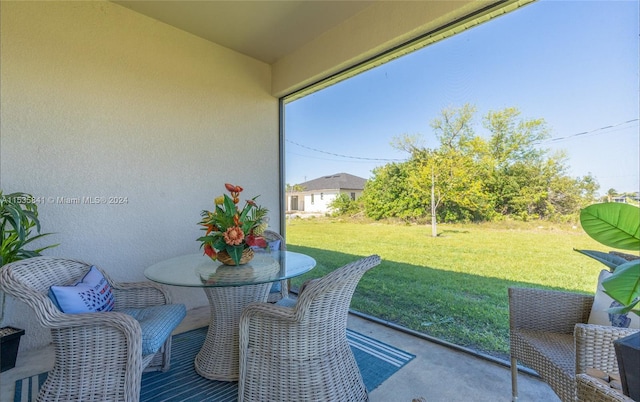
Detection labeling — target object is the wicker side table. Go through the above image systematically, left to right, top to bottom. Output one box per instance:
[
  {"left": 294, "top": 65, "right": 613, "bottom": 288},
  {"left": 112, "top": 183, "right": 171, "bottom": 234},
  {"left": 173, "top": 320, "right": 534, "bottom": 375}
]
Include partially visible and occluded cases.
[{"left": 577, "top": 370, "right": 635, "bottom": 402}]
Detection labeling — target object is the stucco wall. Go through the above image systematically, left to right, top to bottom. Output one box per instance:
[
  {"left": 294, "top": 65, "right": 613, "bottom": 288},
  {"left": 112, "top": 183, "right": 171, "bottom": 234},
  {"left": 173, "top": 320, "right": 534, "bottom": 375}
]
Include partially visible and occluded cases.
[
  {"left": 0, "top": 1, "right": 279, "bottom": 350},
  {"left": 303, "top": 191, "right": 337, "bottom": 214}
]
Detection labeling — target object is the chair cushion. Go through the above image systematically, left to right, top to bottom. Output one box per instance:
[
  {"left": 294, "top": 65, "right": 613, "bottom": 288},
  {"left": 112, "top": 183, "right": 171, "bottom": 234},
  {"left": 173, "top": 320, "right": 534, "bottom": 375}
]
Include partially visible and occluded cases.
[
  {"left": 268, "top": 239, "right": 281, "bottom": 251},
  {"left": 48, "top": 266, "right": 115, "bottom": 313},
  {"left": 588, "top": 270, "right": 639, "bottom": 329},
  {"left": 270, "top": 281, "right": 281, "bottom": 293},
  {"left": 275, "top": 297, "right": 297, "bottom": 308},
  {"left": 120, "top": 304, "right": 186, "bottom": 355},
  {"left": 517, "top": 329, "right": 575, "bottom": 377}
]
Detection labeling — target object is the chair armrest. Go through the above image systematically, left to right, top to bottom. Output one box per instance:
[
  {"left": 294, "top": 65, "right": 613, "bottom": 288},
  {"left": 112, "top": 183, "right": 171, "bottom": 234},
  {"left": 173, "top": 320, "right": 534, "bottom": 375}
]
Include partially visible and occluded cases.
[
  {"left": 112, "top": 281, "right": 171, "bottom": 309},
  {"left": 509, "top": 287, "right": 593, "bottom": 334},
  {"left": 239, "top": 302, "right": 299, "bottom": 350},
  {"left": 241, "top": 302, "right": 297, "bottom": 325},
  {"left": 45, "top": 310, "right": 141, "bottom": 334},
  {"left": 575, "top": 323, "right": 639, "bottom": 374},
  {"left": 577, "top": 373, "right": 635, "bottom": 402}
]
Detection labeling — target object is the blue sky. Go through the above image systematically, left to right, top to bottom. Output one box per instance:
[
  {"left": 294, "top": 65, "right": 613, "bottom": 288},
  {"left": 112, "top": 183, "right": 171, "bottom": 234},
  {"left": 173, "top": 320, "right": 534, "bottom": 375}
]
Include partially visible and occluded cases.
[{"left": 285, "top": 0, "right": 639, "bottom": 195}]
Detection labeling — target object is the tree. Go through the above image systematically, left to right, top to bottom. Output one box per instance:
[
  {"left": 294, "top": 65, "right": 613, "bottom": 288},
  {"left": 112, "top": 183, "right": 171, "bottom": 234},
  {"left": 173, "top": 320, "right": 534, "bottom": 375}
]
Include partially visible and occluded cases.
[
  {"left": 392, "top": 104, "right": 493, "bottom": 234},
  {"left": 363, "top": 105, "right": 599, "bottom": 224},
  {"left": 362, "top": 162, "right": 425, "bottom": 220},
  {"left": 606, "top": 188, "right": 618, "bottom": 202},
  {"left": 328, "top": 193, "right": 360, "bottom": 216}
]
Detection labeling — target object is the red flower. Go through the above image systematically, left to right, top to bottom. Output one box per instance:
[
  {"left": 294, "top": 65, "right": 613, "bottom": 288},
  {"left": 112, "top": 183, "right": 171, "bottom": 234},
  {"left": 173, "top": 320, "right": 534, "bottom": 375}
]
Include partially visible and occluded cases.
[
  {"left": 225, "top": 183, "right": 243, "bottom": 193},
  {"left": 246, "top": 235, "right": 267, "bottom": 248},
  {"left": 203, "top": 244, "right": 216, "bottom": 258}
]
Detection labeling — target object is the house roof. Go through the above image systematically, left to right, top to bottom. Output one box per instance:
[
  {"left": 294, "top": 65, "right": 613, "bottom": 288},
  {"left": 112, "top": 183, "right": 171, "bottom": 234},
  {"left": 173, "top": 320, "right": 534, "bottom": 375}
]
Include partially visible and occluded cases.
[{"left": 298, "top": 173, "right": 367, "bottom": 192}]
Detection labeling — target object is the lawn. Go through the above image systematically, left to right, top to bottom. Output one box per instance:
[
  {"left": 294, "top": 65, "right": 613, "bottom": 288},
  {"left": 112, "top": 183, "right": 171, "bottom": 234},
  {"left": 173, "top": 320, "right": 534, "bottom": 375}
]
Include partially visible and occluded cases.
[{"left": 285, "top": 217, "right": 615, "bottom": 360}]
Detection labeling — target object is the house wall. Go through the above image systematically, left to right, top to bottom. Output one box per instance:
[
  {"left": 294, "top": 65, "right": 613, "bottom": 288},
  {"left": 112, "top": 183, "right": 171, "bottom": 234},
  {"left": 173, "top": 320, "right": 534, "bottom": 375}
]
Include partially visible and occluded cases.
[
  {"left": 0, "top": 1, "right": 279, "bottom": 350},
  {"left": 287, "top": 189, "right": 364, "bottom": 214},
  {"left": 303, "top": 191, "right": 338, "bottom": 214}
]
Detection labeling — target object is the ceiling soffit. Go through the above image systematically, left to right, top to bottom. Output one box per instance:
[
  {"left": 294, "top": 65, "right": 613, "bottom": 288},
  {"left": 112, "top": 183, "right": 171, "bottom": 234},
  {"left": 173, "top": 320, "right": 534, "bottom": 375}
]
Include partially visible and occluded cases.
[{"left": 112, "top": 1, "right": 374, "bottom": 64}]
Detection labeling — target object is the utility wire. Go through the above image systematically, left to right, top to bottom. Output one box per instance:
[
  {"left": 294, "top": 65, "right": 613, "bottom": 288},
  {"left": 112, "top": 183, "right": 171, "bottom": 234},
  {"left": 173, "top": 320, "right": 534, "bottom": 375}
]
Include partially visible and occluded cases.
[
  {"left": 287, "top": 118, "right": 638, "bottom": 160},
  {"left": 543, "top": 118, "right": 638, "bottom": 144},
  {"left": 286, "top": 139, "right": 404, "bottom": 161},
  {"left": 287, "top": 150, "right": 388, "bottom": 164}
]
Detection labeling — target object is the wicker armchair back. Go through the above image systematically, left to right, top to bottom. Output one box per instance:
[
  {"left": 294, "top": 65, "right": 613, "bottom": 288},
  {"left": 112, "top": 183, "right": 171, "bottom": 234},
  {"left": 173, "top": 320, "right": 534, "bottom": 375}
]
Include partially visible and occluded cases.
[
  {"left": 263, "top": 230, "right": 288, "bottom": 303},
  {"left": 239, "top": 254, "right": 381, "bottom": 402},
  {"left": 0, "top": 256, "right": 184, "bottom": 402},
  {"left": 509, "top": 287, "right": 638, "bottom": 402}
]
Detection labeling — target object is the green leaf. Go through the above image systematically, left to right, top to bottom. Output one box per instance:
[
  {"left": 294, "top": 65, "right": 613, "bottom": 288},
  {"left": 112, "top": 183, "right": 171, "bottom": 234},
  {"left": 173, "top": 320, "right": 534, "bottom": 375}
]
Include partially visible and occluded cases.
[
  {"left": 223, "top": 195, "right": 237, "bottom": 217},
  {"left": 580, "top": 203, "right": 640, "bottom": 251},
  {"left": 226, "top": 245, "right": 244, "bottom": 265},
  {"left": 573, "top": 249, "right": 629, "bottom": 270},
  {"left": 602, "top": 260, "right": 640, "bottom": 308},
  {"left": 606, "top": 298, "right": 639, "bottom": 316}
]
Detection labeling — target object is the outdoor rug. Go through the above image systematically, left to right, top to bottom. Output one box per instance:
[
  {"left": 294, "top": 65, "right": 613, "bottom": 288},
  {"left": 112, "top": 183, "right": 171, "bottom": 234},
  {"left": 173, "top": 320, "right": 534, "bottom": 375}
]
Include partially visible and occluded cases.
[{"left": 14, "top": 326, "right": 415, "bottom": 402}]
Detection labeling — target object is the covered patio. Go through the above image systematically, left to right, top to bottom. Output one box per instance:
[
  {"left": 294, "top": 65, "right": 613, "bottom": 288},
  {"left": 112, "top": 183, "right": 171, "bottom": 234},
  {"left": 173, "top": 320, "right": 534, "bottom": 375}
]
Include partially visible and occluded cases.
[
  {"left": 1, "top": 1, "right": 551, "bottom": 400},
  {"left": 1, "top": 306, "right": 557, "bottom": 402}
]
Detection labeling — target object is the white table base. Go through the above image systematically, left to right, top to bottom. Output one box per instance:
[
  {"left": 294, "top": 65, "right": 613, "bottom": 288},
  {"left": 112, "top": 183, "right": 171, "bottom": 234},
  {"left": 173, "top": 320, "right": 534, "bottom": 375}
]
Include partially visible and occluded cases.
[{"left": 194, "top": 283, "right": 272, "bottom": 381}]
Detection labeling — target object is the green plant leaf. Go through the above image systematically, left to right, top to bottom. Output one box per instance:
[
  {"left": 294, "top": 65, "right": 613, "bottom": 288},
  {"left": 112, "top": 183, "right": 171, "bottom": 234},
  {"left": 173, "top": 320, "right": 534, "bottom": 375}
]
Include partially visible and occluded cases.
[
  {"left": 580, "top": 203, "right": 640, "bottom": 251},
  {"left": 226, "top": 245, "right": 244, "bottom": 265},
  {"left": 573, "top": 249, "right": 629, "bottom": 270},
  {"left": 602, "top": 260, "right": 640, "bottom": 308},
  {"left": 606, "top": 298, "right": 639, "bottom": 315}
]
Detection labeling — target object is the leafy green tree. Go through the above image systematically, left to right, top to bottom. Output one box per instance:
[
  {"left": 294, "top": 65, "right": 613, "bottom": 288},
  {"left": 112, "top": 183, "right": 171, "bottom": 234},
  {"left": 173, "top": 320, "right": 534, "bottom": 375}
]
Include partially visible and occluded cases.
[
  {"left": 362, "top": 104, "right": 599, "bottom": 223},
  {"left": 362, "top": 162, "right": 424, "bottom": 220},
  {"left": 328, "top": 193, "right": 361, "bottom": 216}
]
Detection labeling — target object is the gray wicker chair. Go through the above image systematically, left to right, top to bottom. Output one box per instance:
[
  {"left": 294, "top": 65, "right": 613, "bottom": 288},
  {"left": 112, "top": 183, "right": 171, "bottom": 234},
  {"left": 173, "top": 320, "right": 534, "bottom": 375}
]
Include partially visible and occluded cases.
[
  {"left": 263, "top": 230, "right": 288, "bottom": 303},
  {"left": 238, "top": 254, "right": 381, "bottom": 402},
  {"left": 0, "top": 256, "right": 185, "bottom": 402},
  {"left": 509, "top": 287, "right": 638, "bottom": 402},
  {"left": 577, "top": 372, "right": 635, "bottom": 402}
]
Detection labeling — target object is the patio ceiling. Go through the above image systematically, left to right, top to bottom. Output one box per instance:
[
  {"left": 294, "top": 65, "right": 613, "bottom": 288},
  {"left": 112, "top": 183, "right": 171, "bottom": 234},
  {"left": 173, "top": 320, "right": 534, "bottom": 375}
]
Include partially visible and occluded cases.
[
  {"left": 111, "top": 0, "right": 525, "bottom": 97},
  {"left": 113, "top": 1, "right": 375, "bottom": 64}
]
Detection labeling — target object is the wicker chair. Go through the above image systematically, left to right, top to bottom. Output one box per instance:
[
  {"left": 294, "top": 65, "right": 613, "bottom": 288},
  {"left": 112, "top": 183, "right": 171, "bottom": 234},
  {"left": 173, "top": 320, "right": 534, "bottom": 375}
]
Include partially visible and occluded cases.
[
  {"left": 263, "top": 230, "right": 288, "bottom": 303},
  {"left": 238, "top": 254, "right": 381, "bottom": 402},
  {"left": 0, "top": 256, "right": 186, "bottom": 402},
  {"left": 509, "top": 287, "right": 638, "bottom": 402},
  {"left": 577, "top": 372, "right": 635, "bottom": 402}
]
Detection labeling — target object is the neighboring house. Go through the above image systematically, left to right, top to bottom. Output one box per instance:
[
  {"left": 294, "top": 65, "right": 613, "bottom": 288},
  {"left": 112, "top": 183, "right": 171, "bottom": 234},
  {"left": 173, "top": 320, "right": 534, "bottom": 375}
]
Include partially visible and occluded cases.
[
  {"left": 287, "top": 173, "right": 366, "bottom": 215},
  {"left": 613, "top": 192, "right": 640, "bottom": 203}
]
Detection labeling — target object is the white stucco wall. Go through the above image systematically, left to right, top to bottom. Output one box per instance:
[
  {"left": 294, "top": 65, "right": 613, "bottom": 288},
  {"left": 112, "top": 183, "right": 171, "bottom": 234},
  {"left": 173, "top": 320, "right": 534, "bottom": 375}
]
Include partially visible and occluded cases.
[
  {"left": 0, "top": 1, "right": 279, "bottom": 350},
  {"left": 303, "top": 191, "right": 338, "bottom": 214}
]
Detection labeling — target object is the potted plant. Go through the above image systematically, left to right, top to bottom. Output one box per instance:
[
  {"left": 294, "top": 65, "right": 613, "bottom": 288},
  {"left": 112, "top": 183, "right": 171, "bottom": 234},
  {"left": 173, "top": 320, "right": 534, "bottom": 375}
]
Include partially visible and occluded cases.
[
  {"left": 197, "top": 183, "right": 269, "bottom": 266},
  {"left": 0, "top": 191, "right": 57, "bottom": 371},
  {"left": 576, "top": 202, "right": 639, "bottom": 400}
]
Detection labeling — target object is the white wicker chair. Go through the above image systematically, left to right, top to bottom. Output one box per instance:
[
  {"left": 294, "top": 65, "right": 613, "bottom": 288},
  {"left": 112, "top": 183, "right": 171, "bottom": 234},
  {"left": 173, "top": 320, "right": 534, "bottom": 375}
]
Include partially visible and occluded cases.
[
  {"left": 263, "top": 230, "right": 288, "bottom": 303},
  {"left": 238, "top": 254, "right": 381, "bottom": 402},
  {"left": 0, "top": 256, "right": 185, "bottom": 402}
]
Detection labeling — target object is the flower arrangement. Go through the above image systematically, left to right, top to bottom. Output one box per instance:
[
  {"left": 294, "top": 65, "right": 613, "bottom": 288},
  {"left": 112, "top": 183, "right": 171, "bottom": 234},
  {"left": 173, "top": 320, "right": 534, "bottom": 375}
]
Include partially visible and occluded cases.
[{"left": 197, "top": 183, "right": 269, "bottom": 265}]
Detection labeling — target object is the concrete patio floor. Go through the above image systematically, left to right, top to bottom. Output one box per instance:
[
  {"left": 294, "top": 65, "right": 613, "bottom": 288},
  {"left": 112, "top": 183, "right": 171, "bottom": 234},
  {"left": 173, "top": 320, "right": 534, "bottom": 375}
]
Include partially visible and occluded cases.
[{"left": 1, "top": 306, "right": 559, "bottom": 402}]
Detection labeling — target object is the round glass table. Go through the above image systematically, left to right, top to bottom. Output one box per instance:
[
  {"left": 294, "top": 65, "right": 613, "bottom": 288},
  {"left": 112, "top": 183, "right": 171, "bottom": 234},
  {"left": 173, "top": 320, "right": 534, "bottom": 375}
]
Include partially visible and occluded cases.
[{"left": 144, "top": 250, "right": 316, "bottom": 381}]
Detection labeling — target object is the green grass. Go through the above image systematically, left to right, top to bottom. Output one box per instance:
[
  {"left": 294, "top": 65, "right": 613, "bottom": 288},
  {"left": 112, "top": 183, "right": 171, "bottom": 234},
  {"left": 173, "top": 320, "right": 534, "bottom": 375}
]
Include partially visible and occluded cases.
[{"left": 285, "top": 217, "right": 617, "bottom": 360}]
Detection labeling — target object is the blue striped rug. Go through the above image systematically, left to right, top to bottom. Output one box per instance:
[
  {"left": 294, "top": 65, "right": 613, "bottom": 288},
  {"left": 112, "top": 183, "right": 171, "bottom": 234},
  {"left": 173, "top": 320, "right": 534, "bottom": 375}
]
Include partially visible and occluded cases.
[{"left": 14, "top": 326, "right": 414, "bottom": 402}]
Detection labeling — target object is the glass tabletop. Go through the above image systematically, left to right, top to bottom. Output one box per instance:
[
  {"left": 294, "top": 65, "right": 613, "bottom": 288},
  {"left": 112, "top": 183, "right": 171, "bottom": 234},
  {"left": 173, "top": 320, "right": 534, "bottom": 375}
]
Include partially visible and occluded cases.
[{"left": 144, "top": 250, "right": 316, "bottom": 287}]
